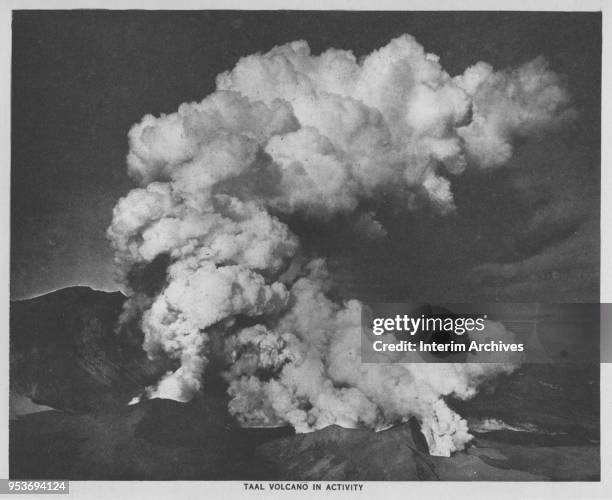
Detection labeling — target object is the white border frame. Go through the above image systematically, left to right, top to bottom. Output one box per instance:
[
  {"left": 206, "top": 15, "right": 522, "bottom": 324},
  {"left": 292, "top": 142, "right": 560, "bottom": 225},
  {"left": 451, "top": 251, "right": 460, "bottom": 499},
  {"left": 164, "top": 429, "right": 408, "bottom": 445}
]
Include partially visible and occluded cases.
[{"left": 1, "top": 1, "right": 608, "bottom": 498}]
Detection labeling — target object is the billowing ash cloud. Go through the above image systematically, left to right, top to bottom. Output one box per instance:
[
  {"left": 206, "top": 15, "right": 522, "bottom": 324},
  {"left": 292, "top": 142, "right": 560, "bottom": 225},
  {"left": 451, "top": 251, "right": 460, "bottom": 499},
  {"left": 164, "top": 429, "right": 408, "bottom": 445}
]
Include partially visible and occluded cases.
[{"left": 107, "top": 35, "right": 573, "bottom": 456}]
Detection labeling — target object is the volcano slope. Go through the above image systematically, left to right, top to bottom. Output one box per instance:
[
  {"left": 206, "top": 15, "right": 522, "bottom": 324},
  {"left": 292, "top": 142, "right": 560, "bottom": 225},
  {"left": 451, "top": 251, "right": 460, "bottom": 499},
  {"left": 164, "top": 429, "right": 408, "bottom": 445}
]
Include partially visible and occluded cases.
[{"left": 9, "top": 287, "right": 600, "bottom": 480}]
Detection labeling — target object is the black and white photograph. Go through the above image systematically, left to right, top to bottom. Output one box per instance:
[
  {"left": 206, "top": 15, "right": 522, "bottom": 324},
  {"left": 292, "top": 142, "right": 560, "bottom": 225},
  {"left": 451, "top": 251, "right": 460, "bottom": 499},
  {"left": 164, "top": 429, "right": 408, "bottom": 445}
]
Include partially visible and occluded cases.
[{"left": 4, "top": 2, "right": 611, "bottom": 497}]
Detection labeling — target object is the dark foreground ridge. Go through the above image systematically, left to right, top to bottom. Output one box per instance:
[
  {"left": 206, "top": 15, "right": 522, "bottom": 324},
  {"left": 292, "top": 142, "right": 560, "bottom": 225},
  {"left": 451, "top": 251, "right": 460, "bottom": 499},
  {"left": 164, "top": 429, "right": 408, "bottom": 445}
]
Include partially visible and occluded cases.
[{"left": 9, "top": 287, "right": 601, "bottom": 481}]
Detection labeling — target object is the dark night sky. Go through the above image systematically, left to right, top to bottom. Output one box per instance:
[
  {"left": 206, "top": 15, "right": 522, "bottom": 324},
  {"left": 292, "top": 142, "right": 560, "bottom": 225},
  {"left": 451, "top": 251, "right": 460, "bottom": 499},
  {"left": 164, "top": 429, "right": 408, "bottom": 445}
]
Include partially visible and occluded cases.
[{"left": 11, "top": 10, "right": 601, "bottom": 301}]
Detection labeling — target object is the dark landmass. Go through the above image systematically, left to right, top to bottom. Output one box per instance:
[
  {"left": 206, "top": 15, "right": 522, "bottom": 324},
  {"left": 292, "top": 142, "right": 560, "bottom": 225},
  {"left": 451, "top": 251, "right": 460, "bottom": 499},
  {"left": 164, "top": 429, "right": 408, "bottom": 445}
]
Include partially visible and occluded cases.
[
  {"left": 9, "top": 287, "right": 600, "bottom": 481},
  {"left": 10, "top": 287, "right": 170, "bottom": 413}
]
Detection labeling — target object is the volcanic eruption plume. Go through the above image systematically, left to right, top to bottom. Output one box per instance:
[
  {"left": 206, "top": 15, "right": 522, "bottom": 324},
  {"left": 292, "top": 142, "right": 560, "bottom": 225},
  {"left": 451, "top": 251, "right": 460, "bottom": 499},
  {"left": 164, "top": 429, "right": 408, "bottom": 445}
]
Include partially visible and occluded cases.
[{"left": 107, "top": 35, "right": 574, "bottom": 456}]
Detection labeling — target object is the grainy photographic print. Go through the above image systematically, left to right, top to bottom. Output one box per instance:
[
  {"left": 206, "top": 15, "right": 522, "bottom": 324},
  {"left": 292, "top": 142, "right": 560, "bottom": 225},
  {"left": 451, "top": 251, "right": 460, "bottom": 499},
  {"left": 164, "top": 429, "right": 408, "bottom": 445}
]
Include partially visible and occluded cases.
[{"left": 7, "top": 4, "right": 606, "bottom": 494}]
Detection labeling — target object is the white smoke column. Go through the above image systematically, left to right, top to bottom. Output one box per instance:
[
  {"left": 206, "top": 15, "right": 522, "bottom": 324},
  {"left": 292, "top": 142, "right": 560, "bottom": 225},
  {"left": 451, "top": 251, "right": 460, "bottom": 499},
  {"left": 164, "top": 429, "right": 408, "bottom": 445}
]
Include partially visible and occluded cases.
[{"left": 108, "top": 35, "right": 573, "bottom": 456}]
